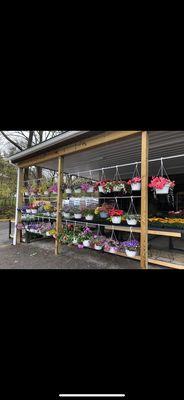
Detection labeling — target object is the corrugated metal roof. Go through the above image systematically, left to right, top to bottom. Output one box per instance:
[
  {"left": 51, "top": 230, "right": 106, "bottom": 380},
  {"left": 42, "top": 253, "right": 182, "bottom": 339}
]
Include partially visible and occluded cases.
[
  {"left": 9, "top": 131, "right": 184, "bottom": 177},
  {"left": 37, "top": 131, "right": 184, "bottom": 178}
]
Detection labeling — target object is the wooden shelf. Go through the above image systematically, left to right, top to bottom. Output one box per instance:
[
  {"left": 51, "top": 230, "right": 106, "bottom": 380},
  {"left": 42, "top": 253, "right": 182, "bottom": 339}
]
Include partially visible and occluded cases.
[{"left": 105, "top": 225, "right": 182, "bottom": 238}]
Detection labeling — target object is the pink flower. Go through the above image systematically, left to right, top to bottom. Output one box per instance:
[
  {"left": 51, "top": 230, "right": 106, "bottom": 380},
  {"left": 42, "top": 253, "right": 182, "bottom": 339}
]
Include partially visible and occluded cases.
[{"left": 78, "top": 244, "right": 84, "bottom": 249}]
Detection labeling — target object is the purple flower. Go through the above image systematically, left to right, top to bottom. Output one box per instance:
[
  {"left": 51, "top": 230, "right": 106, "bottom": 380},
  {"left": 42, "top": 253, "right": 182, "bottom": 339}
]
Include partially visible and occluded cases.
[{"left": 78, "top": 244, "right": 84, "bottom": 249}]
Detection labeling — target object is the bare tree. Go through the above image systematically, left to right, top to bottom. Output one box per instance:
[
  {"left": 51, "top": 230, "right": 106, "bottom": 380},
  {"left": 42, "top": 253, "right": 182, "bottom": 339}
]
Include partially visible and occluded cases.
[{"left": 0, "top": 130, "right": 67, "bottom": 181}]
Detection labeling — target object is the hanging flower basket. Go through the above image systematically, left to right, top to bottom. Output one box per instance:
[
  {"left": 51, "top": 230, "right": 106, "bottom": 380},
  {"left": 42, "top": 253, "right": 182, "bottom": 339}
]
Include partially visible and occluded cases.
[
  {"left": 127, "top": 177, "right": 141, "bottom": 191},
  {"left": 149, "top": 177, "right": 175, "bottom": 194},
  {"left": 65, "top": 188, "right": 72, "bottom": 194},
  {"left": 74, "top": 188, "right": 81, "bottom": 194},
  {"left": 83, "top": 208, "right": 95, "bottom": 221},
  {"left": 108, "top": 209, "right": 124, "bottom": 224},
  {"left": 126, "top": 215, "right": 138, "bottom": 226},
  {"left": 122, "top": 239, "right": 140, "bottom": 258}
]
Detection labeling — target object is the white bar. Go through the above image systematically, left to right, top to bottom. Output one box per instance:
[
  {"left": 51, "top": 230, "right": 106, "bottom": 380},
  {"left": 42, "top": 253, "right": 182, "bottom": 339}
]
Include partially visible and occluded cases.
[
  {"left": 13, "top": 167, "right": 21, "bottom": 246},
  {"left": 59, "top": 396, "right": 125, "bottom": 398}
]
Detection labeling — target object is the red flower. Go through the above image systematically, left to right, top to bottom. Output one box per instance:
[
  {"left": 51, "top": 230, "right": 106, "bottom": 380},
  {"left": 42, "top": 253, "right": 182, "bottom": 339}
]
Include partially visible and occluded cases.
[
  {"left": 148, "top": 176, "right": 175, "bottom": 190},
  {"left": 127, "top": 177, "right": 141, "bottom": 185},
  {"left": 108, "top": 208, "right": 124, "bottom": 217}
]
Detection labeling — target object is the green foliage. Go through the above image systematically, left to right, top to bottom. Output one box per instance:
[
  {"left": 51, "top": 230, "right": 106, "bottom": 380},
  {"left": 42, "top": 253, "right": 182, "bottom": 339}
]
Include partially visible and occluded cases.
[{"left": 0, "top": 156, "right": 17, "bottom": 198}]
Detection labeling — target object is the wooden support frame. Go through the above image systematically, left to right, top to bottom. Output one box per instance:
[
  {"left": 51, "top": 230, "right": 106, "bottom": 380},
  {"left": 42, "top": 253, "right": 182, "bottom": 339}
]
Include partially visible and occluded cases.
[
  {"left": 17, "top": 131, "right": 140, "bottom": 168},
  {"left": 140, "top": 131, "right": 149, "bottom": 269},
  {"left": 55, "top": 156, "right": 64, "bottom": 255},
  {"left": 13, "top": 167, "right": 23, "bottom": 245}
]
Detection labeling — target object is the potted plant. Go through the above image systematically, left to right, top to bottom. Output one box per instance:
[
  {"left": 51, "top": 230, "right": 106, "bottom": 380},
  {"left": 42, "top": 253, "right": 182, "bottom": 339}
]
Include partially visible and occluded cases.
[
  {"left": 149, "top": 176, "right": 175, "bottom": 194},
  {"left": 72, "top": 177, "right": 87, "bottom": 194},
  {"left": 127, "top": 177, "right": 141, "bottom": 191},
  {"left": 94, "top": 180, "right": 110, "bottom": 193},
  {"left": 112, "top": 180, "right": 128, "bottom": 193},
  {"left": 81, "top": 181, "right": 94, "bottom": 193},
  {"left": 30, "top": 182, "right": 38, "bottom": 196},
  {"left": 48, "top": 183, "right": 58, "bottom": 195},
  {"left": 21, "top": 186, "right": 30, "bottom": 196},
  {"left": 95, "top": 204, "right": 113, "bottom": 219},
  {"left": 62, "top": 206, "right": 72, "bottom": 219},
  {"left": 73, "top": 207, "right": 82, "bottom": 220},
  {"left": 83, "top": 208, "right": 95, "bottom": 221},
  {"left": 108, "top": 208, "right": 124, "bottom": 224},
  {"left": 125, "top": 213, "right": 140, "bottom": 226},
  {"left": 76, "top": 226, "right": 93, "bottom": 248},
  {"left": 91, "top": 235, "right": 106, "bottom": 251},
  {"left": 104, "top": 238, "right": 120, "bottom": 254},
  {"left": 122, "top": 239, "right": 140, "bottom": 258}
]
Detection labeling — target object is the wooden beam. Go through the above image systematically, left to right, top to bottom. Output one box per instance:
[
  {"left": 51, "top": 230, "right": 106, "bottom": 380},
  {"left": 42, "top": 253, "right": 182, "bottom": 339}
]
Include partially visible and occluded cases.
[
  {"left": 17, "top": 131, "right": 140, "bottom": 168},
  {"left": 140, "top": 131, "right": 149, "bottom": 269},
  {"left": 55, "top": 156, "right": 64, "bottom": 255},
  {"left": 13, "top": 167, "right": 23, "bottom": 245},
  {"left": 105, "top": 225, "right": 182, "bottom": 238},
  {"left": 148, "top": 258, "right": 184, "bottom": 270}
]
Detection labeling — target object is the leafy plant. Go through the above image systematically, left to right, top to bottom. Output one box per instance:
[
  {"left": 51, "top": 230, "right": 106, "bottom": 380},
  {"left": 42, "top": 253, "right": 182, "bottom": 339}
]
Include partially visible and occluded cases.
[{"left": 149, "top": 176, "right": 175, "bottom": 190}]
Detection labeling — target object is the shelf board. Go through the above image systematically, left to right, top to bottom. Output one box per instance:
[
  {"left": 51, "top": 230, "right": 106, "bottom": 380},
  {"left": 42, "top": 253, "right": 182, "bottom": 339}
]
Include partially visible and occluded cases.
[{"left": 105, "top": 225, "right": 182, "bottom": 238}]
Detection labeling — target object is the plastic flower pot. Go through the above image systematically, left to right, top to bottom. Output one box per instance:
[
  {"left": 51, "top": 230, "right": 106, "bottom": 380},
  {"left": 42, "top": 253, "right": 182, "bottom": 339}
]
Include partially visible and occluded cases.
[
  {"left": 131, "top": 182, "right": 141, "bottom": 191},
  {"left": 156, "top": 184, "right": 170, "bottom": 194},
  {"left": 87, "top": 186, "right": 94, "bottom": 193},
  {"left": 98, "top": 186, "right": 105, "bottom": 193},
  {"left": 113, "top": 186, "right": 121, "bottom": 192},
  {"left": 65, "top": 188, "right": 72, "bottom": 194},
  {"left": 74, "top": 188, "right": 81, "bottom": 194},
  {"left": 24, "top": 191, "right": 29, "bottom": 196},
  {"left": 44, "top": 191, "right": 49, "bottom": 196},
  {"left": 52, "top": 191, "right": 58, "bottom": 195},
  {"left": 30, "top": 192, "right": 35, "bottom": 196},
  {"left": 26, "top": 209, "right": 31, "bottom": 214},
  {"left": 31, "top": 209, "right": 38, "bottom": 214},
  {"left": 100, "top": 211, "right": 108, "bottom": 219},
  {"left": 63, "top": 212, "right": 71, "bottom": 219},
  {"left": 74, "top": 213, "right": 82, "bottom": 219},
  {"left": 85, "top": 215, "right": 94, "bottom": 221},
  {"left": 111, "top": 216, "right": 122, "bottom": 224},
  {"left": 126, "top": 218, "right": 137, "bottom": 226},
  {"left": 46, "top": 232, "right": 52, "bottom": 237},
  {"left": 72, "top": 238, "right": 78, "bottom": 245},
  {"left": 83, "top": 240, "right": 91, "bottom": 247},
  {"left": 94, "top": 244, "right": 103, "bottom": 251},
  {"left": 108, "top": 246, "right": 118, "bottom": 254},
  {"left": 125, "top": 249, "right": 137, "bottom": 258}
]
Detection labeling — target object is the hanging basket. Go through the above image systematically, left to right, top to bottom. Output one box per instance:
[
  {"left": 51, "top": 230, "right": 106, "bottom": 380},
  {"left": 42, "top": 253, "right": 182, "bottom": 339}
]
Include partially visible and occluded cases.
[
  {"left": 149, "top": 160, "right": 175, "bottom": 196},
  {"left": 128, "top": 163, "right": 141, "bottom": 191},
  {"left": 131, "top": 182, "right": 141, "bottom": 191},
  {"left": 126, "top": 197, "right": 139, "bottom": 226}
]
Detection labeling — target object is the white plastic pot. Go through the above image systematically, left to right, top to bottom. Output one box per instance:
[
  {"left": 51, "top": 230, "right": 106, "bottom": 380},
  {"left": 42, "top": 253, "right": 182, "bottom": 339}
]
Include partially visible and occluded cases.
[
  {"left": 131, "top": 182, "right": 141, "bottom": 191},
  {"left": 156, "top": 185, "right": 170, "bottom": 194},
  {"left": 87, "top": 186, "right": 94, "bottom": 193},
  {"left": 98, "top": 186, "right": 105, "bottom": 193},
  {"left": 113, "top": 186, "right": 121, "bottom": 192},
  {"left": 65, "top": 188, "right": 72, "bottom": 194},
  {"left": 74, "top": 188, "right": 81, "bottom": 194},
  {"left": 24, "top": 191, "right": 29, "bottom": 196},
  {"left": 44, "top": 191, "right": 49, "bottom": 196},
  {"left": 52, "top": 191, "right": 57, "bottom": 195},
  {"left": 30, "top": 192, "right": 36, "bottom": 196},
  {"left": 26, "top": 209, "right": 31, "bottom": 214},
  {"left": 31, "top": 209, "right": 38, "bottom": 214},
  {"left": 100, "top": 211, "right": 108, "bottom": 219},
  {"left": 63, "top": 212, "right": 70, "bottom": 219},
  {"left": 74, "top": 213, "right": 82, "bottom": 219},
  {"left": 85, "top": 215, "right": 94, "bottom": 221},
  {"left": 111, "top": 216, "right": 121, "bottom": 224},
  {"left": 126, "top": 218, "right": 137, "bottom": 226},
  {"left": 46, "top": 232, "right": 52, "bottom": 237},
  {"left": 72, "top": 238, "right": 78, "bottom": 245},
  {"left": 83, "top": 240, "right": 91, "bottom": 247},
  {"left": 94, "top": 244, "right": 103, "bottom": 251},
  {"left": 108, "top": 247, "right": 118, "bottom": 254},
  {"left": 125, "top": 249, "right": 137, "bottom": 258}
]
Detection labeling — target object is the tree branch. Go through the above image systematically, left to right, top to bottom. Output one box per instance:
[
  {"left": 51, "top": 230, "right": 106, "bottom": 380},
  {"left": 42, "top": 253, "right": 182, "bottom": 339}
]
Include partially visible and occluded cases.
[{"left": 0, "top": 131, "right": 23, "bottom": 151}]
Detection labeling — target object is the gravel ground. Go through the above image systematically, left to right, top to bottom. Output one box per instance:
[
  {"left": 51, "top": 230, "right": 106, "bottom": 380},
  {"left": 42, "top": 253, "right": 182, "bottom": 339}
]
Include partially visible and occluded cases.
[
  {"left": 0, "top": 221, "right": 141, "bottom": 269},
  {"left": 0, "top": 241, "right": 140, "bottom": 269}
]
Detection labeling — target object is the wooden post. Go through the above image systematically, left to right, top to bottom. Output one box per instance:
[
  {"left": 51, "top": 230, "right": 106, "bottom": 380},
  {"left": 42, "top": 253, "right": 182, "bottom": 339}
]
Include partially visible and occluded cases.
[
  {"left": 140, "top": 131, "right": 149, "bottom": 269},
  {"left": 55, "top": 156, "right": 64, "bottom": 255},
  {"left": 13, "top": 167, "right": 23, "bottom": 245}
]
